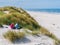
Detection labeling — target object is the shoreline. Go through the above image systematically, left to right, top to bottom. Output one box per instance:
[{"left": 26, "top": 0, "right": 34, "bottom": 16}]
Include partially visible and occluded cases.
[{"left": 26, "top": 10, "right": 60, "bottom": 15}]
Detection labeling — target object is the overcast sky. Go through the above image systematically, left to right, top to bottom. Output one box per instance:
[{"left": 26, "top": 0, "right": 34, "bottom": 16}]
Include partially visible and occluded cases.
[{"left": 0, "top": 0, "right": 60, "bottom": 9}]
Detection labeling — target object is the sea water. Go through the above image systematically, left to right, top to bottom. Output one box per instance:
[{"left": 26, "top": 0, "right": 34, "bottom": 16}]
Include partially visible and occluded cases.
[{"left": 26, "top": 9, "right": 60, "bottom": 14}]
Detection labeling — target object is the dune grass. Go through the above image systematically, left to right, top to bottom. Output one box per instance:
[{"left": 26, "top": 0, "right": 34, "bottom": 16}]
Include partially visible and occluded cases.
[
  {"left": 0, "top": 6, "right": 40, "bottom": 30},
  {"left": 0, "top": 11, "right": 5, "bottom": 16},
  {"left": 39, "top": 27, "right": 60, "bottom": 45},
  {"left": 31, "top": 30, "right": 40, "bottom": 35},
  {"left": 3, "top": 31, "right": 25, "bottom": 42}
]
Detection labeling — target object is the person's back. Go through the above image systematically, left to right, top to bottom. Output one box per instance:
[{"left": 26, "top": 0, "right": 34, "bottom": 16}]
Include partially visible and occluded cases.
[{"left": 10, "top": 23, "right": 15, "bottom": 29}]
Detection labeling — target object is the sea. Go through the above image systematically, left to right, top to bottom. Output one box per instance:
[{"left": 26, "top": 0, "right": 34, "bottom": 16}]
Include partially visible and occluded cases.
[{"left": 26, "top": 9, "right": 60, "bottom": 14}]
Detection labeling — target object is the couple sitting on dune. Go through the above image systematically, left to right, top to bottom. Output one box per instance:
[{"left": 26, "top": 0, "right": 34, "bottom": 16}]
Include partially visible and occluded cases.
[{"left": 10, "top": 23, "right": 22, "bottom": 29}]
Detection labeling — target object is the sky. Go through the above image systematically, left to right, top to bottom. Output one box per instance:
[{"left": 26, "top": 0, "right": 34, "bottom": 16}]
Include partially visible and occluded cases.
[{"left": 0, "top": 0, "right": 60, "bottom": 9}]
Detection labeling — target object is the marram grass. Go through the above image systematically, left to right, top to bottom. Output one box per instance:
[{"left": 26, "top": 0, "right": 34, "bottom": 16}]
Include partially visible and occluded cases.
[
  {"left": 0, "top": 6, "right": 40, "bottom": 31},
  {"left": 39, "top": 27, "right": 60, "bottom": 45},
  {"left": 3, "top": 31, "right": 25, "bottom": 42}
]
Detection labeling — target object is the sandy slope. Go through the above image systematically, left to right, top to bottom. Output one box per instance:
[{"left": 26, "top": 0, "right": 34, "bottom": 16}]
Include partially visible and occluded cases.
[{"left": 27, "top": 11, "right": 60, "bottom": 39}]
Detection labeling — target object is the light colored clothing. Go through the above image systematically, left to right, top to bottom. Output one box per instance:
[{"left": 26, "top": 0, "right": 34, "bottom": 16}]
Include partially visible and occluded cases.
[{"left": 15, "top": 23, "right": 19, "bottom": 29}]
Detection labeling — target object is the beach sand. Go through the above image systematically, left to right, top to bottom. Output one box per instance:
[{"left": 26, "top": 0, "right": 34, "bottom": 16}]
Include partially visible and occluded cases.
[{"left": 27, "top": 11, "right": 60, "bottom": 39}]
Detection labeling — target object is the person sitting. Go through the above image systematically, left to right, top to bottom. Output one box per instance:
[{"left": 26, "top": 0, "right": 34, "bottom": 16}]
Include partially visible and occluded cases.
[
  {"left": 10, "top": 23, "right": 15, "bottom": 29},
  {"left": 15, "top": 23, "right": 19, "bottom": 29},
  {"left": 15, "top": 23, "right": 22, "bottom": 29}
]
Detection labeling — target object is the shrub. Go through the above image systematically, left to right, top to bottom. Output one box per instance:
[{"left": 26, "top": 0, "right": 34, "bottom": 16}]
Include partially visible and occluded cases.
[{"left": 3, "top": 31, "right": 25, "bottom": 42}]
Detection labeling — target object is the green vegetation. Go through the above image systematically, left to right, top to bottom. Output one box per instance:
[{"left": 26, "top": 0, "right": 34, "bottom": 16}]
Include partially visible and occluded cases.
[
  {"left": 0, "top": 6, "right": 40, "bottom": 30},
  {"left": 0, "top": 11, "right": 5, "bottom": 16},
  {"left": 3, "top": 31, "right": 25, "bottom": 42}
]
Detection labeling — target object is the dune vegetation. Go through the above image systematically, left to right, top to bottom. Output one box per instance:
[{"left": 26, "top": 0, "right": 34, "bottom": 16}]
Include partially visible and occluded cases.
[
  {"left": 0, "top": 6, "right": 59, "bottom": 44},
  {"left": 0, "top": 6, "right": 40, "bottom": 30},
  {"left": 3, "top": 31, "right": 25, "bottom": 42}
]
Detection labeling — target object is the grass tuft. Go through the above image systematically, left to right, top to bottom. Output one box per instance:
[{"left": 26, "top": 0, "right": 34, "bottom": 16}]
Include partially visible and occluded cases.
[{"left": 3, "top": 31, "right": 25, "bottom": 42}]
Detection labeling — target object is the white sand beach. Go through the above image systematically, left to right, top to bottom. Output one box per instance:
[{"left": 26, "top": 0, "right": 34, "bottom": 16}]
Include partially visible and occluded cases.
[
  {"left": 0, "top": 11, "right": 60, "bottom": 45},
  {"left": 27, "top": 11, "right": 60, "bottom": 39}
]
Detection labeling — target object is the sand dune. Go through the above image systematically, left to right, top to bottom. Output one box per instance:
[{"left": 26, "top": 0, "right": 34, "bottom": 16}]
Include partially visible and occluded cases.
[{"left": 0, "top": 11, "right": 60, "bottom": 45}]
